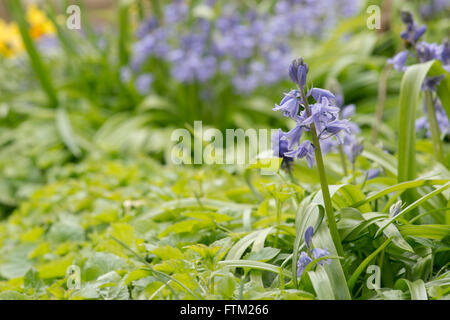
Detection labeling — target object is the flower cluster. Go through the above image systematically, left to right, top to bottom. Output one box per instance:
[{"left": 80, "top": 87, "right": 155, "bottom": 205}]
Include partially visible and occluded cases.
[
  {"left": 129, "top": 0, "right": 362, "bottom": 95},
  {"left": 420, "top": 0, "right": 450, "bottom": 20},
  {"left": 387, "top": 11, "right": 449, "bottom": 138},
  {"left": 272, "top": 58, "right": 351, "bottom": 168},
  {"left": 320, "top": 94, "right": 363, "bottom": 164},
  {"left": 297, "top": 226, "right": 331, "bottom": 277}
]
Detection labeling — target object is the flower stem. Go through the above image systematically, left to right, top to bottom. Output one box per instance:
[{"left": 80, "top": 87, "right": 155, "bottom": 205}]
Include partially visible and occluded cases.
[
  {"left": 299, "top": 89, "right": 345, "bottom": 257},
  {"left": 424, "top": 91, "right": 445, "bottom": 164},
  {"left": 338, "top": 144, "right": 349, "bottom": 176},
  {"left": 274, "top": 199, "right": 282, "bottom": 247}
]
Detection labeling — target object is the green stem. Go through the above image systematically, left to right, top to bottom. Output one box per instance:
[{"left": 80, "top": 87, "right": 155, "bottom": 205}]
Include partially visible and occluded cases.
[
  {"left": 8, "top": 0, "right": 58, "bottom": 107},
  {"left": 118, "top": 2, "right": 130, "bottom": 66},
  {"left": 299, "top": 89, "right": 344, "bottom": 257},
  {"left": 424, "top": 91, "right": 445, "bottom": 164},
  {"left": 338, "top": 144, "right": 348, "bottom": 176},
  {"left": 274, "top": 199, "right": 282, "bottom": 248}
]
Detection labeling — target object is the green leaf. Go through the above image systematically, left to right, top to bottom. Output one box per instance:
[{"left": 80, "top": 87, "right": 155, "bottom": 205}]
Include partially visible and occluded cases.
[
  {"left": 428, "top": 60, "right": 450, "bottom": 121},
  {"left": 398, "top": 61, "right": 435, "bottom": 183},
  {"left": 56, "top": 107, "right": 82, "bottom": 158},
  {"left": 362, "top": 143, "right": 397, "bottom": 176},
  {"left": 352, "top": 179, "right": 449, "bottom": 208},
  {"left": 375, "top": 182, "right": 450, "bottom": 237},
  {"left": 158, "top": 219, "right": 210, "bottom": 238},
  {"left": 47, "top": 221, "right": 85, "bottom": 243},
  {"left": 109, "top": 223, "right": 135, "bottom": 247},
  {"left": 398, "top": 225, "right": 450, "bottom": 240},
  {"left": 225, "top": 228, "right": 273, "bottom": 261},
  {"left": 151, "top": 245, "right": 185, "bottom": 260},
  {"left": 245, "top": 247, "right": 280, "bottom": 262},
  {"left": 83, "top": 252, "right": 127, "bottom": 281},
  {"left": 38, "top": 254, "right": 74, "bottom": 279},
  {"left": 218, "top": 260, "right": 290, "bottom": 278},
  {"left": 307, "top": 266, "right": 335, "bottom": 300},
  {"left": 24, "top": 268, "right": 41, "bottom": 290},
  {"left": 124, "top": 269, "right": 152, "bottom": 285},
  {"left": 217, "top": 275, "right": 236, "bottom": 299},
  {"left": 396, "top": 279, "right": 428, "bottom": 300},
  {"left": 0, "top": 291, "right": 30, "bottom": 300}
]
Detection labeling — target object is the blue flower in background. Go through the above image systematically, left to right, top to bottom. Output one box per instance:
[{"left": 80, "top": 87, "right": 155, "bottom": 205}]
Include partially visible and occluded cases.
[
  {"left": 129, "top": 0, "right": 361, "bottom": 95},
  {"left": 388, "top": 11, "right": 449, "bottom": 138},
  {"left": 400, "top": 11, "right": 427, "bottom": 45},
  {"left": 387, "top": 51, "right": 408, "bottom": 71},
  {"left": 136, "top": 73, "right": 153, "bottom": 95},
  {"left": 366, "top": 168, "right": 381, "bottom": 180},
  {"left": 297, "top": 251, "right": 312, "bottom": 277}
]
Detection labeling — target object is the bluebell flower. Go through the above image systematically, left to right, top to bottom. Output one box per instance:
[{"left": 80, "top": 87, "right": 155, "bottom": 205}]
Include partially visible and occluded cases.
[
  {"left": 164, "top": 0, "right": 188, "bottom": 24},
  {"left": 421, "top": 0, "right": 450, "bottom": 19},
  {"left": 400, "top": 11, "right": 427, "bottom": 44},
  {"left": 136, "top": 17, "right": 158, "bottom": 39},
  {"left": 440, "top": 40, "right": 450, "bottom": 70},
  {"left": 416, "top": 42, "right": 441, "bottom": 62},
  {"left": 387, "top": 51, "right": 408, "bottom": 71},
  {"left": 289, "top": 58, "right": 309, "bottom": 88},
  {"left": 120, "top": 67, "right": 132, "bottom": 83},
  {"left": 136, "top": 73, "right": 153, "bottom": 95},
  {"left": 422, "top": 75, "right": 445, "bottom": 91},
  {"left": 310, "top": 88, "right": 336, "bottom": 103},
  {"left": 272, "top": 90, "right": 301, "bottom": 118},
  {"left": 303, "top": 98, "right": 341, "bottom": 132},
  {"left": 416, "top": 98, "right": 450, "bottom": 137},
  {"left": 341, "top": 104, "right": 356, "bottom": 119},
  {"left": 320, "top": 119, "right": 351, "bottom": 143},
  {"left": 283, "top": 122, "right": 305, "bottom": 149},
  {"left": 271, "top": 129, "right": 293, "bottom": 168},
  {"left": 343, "top": 136, "right": 364, "bottom": 164},
  {"left": 284, "top": 140, "right": 316, "bottom": 168},
  {"left": 367, "top": 168, "right": 381, "bottom": 180},
  {"left": 296, "top": 225, "right": 333, "bottom": 277},
  {"left": 305, "top": 226, "right": 314, "bottom": 249},
  {"left": 311, "top": 248, "right": 332, "bottom": 265},
  {"left": 297, "top": 251, "right": 312, "bottom": 277}
]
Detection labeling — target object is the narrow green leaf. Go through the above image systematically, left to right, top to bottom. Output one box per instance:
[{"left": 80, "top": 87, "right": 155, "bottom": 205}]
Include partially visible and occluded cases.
[
  {"left": 7, "top": 0, "right": 58, "bottom": 107},
  {"left": 398, "top": 61, "right": 435, "bottom": 183},
  {"left": 375, "top": 182, "right": 450, "bottom": 237},
  {"left": 398, "top": 225, "right": 450, "bottom": 240}
]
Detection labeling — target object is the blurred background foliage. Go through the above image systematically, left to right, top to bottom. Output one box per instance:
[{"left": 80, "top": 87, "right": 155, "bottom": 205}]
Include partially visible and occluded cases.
[{"left": 0, "top": 0, "right": 447, "bottom": 216}]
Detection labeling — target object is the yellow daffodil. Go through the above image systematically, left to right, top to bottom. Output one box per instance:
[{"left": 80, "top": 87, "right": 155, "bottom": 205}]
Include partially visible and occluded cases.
[
  {"left": 0, "top": 4, "right": 55, "bottom": 58},
  {"left": 26, "top": 4, "right": 55, "bottom": 39},
  {"left": 0, "top": 20, "right": 23, "bottom": 57}
]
